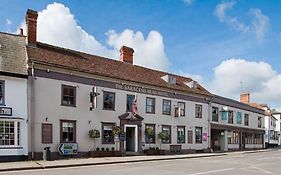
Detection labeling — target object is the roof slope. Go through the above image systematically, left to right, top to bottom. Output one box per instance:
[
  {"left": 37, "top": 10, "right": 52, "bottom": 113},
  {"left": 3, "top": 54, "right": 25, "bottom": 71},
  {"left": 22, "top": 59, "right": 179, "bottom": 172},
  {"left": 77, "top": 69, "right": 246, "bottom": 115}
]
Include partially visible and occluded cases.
[
  {"left": 0, "top": 32, "right": 27, "bottom": 75},
  {"left": 27, "top": 42, "right": 211, "bottom": 96}
]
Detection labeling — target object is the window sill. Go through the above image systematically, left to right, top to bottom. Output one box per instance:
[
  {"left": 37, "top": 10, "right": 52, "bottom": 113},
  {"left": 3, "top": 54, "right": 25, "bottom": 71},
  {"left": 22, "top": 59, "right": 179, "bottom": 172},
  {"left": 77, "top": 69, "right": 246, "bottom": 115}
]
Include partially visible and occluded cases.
[
  {"left": 61, "top": 104, "right": 76, "bottom": 107},
  {"left": 0, "top": 146, "right": 23, "bottom": 149}
]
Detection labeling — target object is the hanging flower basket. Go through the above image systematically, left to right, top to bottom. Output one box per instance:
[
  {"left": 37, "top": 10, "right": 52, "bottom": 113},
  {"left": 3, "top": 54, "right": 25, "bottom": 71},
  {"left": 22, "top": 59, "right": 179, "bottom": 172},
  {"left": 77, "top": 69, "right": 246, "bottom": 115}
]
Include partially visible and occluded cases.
[{"left": 89, "top": 129, "right": 100, "bottom": 139}]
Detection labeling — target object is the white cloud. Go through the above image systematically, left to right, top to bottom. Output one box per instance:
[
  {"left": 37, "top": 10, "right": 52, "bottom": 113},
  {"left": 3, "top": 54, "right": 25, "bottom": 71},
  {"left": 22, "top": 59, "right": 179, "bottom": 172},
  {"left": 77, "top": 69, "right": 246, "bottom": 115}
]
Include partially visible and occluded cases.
[
  {"left": 183, "top": 0, "right": 195, "bottom": 6},
  {"left": 214, "top": 1, "right": 269, "bottom": 40},
  {"left": 23, "top": 2, "right": 169, "bottom": 71},
  {"left": 6, "top": 19, "right": 12, "bottom": 26},
  {"left": 107, "top": 29, "right": 169, "bottom": 71},
  {"left": 209, "top": 59, "right": 281, "bottom": 107},
  {"left": 176, "top": 70, "right": 203, "bottom": 83}
]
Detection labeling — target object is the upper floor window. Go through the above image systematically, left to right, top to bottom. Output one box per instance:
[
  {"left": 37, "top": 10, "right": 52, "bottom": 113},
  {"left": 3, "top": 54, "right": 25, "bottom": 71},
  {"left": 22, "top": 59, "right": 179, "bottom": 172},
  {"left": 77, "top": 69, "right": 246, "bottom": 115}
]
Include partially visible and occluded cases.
[
  {"left": 0, "top": 81, "right": 4, "bottom": 105},
  {"left": 61, "top": 85, "right": 76, "bottom": 107},
  {"left": 103, "top": 91, "right": 115, "bottom": 110},
  {"left": 126, "top": 94, "right": 135, "bottom": 112},
  {"left": 146, "top": 97, "right": 155, "bottom": 114},
  {"left": 162, "top": 99, "right": 171, "bottom": 115},
  {"left": 178, "top": 102, "right": 185, "bottom": 116},
  {"left": 195, "top": 104, "right": 202, "bottom": 118},
  {"left": 212, "top": 107, "right": 219, "bottom": 122},
  {"left": 221, "top": 109, "right": 228, "bottom": 121},
  {"left": 228, "top": 111, "right": 233, "bottom": 124},
  {"left": 236, "top": 112, "right": 242, "bottom": 124},
  {"left": 244, "top": 114, "right": 249, "bottom": 126},
  {"left": 258, "top": 116, "right": 262, "bottom": 128},
  {"left": 60, "top": 120, "right": 76, "bottom": 143}
]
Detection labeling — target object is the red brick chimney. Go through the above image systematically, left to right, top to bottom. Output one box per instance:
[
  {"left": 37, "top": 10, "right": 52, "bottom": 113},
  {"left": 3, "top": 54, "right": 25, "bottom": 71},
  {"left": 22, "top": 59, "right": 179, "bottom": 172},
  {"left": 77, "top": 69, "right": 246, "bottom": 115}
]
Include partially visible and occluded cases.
[
  {"left": 26, "top": 9, "right": 38, "bottom": 46},
  {"left": 120, "top": 46, "right": 134, "bottom": 64},
  {"left": 240, "top": 92, "right": 250, "bottom": 104}
]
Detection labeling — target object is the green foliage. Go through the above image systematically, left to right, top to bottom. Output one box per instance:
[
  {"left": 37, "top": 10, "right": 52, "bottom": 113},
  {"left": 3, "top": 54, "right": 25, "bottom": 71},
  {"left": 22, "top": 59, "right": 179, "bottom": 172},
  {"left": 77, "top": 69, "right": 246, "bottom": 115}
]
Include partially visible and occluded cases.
[
  {"left": 145, "top": 127, "right": 154, "bottom": 137},
  {"left": 89, "top": 129, "right": 100, "bottom": 139},
  {"left": 158, "top": 131, "right": 169, "bottom": 140}
]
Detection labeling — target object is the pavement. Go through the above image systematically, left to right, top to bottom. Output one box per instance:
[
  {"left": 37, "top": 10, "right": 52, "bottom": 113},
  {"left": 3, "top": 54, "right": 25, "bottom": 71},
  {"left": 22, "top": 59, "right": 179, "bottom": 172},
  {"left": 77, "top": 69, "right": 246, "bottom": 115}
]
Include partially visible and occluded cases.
[{"left": 0, "top": 149, "right": 277, "bottom": 172}]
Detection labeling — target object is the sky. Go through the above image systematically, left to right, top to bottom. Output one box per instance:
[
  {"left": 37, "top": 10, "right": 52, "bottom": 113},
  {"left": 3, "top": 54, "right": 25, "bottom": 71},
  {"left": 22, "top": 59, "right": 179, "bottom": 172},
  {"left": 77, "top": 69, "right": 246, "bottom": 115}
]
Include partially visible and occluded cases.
[{"left": 1, "top": 0, "right": 281, "bottom": 109}]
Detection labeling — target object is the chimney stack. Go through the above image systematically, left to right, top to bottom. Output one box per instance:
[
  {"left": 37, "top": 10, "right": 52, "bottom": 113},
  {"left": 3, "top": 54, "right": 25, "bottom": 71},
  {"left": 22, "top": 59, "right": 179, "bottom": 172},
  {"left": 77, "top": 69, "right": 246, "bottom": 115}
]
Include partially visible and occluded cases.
[
  {"left": 26, "top": 9, "right": 38, "bottom": 46},
  {"left": 120, "top": 46, "right": 134, "bottom": 64},
  {"left": 240, "top": 92, "right": 250, "bottom": 104}
]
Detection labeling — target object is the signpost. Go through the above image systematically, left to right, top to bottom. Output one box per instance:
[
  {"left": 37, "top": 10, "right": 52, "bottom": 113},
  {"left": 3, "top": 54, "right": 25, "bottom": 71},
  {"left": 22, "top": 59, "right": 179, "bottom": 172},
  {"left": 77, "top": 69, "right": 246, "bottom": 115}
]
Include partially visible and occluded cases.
[{"left": 58, "top": 143, "right": 78, "bottom": 155}]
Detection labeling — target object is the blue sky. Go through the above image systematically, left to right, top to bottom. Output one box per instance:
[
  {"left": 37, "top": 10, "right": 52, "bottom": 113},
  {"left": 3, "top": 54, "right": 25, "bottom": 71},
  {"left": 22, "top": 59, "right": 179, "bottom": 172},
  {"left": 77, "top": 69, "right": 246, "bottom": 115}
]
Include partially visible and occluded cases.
[{"left": 1, "top": 0, "right": 281, "bottom": 107}]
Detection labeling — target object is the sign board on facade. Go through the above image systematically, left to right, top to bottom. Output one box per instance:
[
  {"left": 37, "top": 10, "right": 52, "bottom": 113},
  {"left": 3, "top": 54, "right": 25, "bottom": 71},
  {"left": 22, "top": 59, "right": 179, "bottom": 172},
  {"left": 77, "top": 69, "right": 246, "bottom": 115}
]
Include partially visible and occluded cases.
[
  {"left": 115, "top": 84, "right": 169, "bottom": 97},
  {"left": 0, "top": 107, "right": 12, "bottom": 116},
  {"left": 119, "top": 132, "right": 126, "bottom": 141},
  {"left": 203, "top": 133, "right": 208, "bottom": 142},
  {"left": 58, "top": 143, "right": 78, "bottom": 155}
]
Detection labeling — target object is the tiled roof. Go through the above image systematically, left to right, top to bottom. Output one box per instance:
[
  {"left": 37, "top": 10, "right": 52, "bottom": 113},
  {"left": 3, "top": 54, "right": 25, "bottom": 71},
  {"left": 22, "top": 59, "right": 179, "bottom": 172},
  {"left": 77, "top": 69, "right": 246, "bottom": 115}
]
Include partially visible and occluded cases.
[
  {"left": 0, "top": 32, "right": 27, "bottom": 75},
  {"left": 27, "top": 42, "right": 211, "bottom": 96}
]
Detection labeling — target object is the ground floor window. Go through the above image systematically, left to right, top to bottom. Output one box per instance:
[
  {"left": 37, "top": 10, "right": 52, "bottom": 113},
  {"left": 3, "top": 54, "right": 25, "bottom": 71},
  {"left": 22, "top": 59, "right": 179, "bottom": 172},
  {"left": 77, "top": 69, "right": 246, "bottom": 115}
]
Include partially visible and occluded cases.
[
  {"left": 60, "top": 120, "right": 76, "bottom": 143},
  {"left": 0, "top": 121, "right": 20, "bottom": 146},
  {"left": 102, "top": 123, "right": 115, "bottom": 144},
  {"left": 145, "top": 124, "right": 155, "bottom": 144},
  {"left": 162, "top": 125, "right": 171, "bottom": 144},
  {"left": 177, "top": 126, "right": 185, "bottom": 144},
  {"left": 195, "top": 127, "right": 202, "bottom": 143},
  {"left": 228, "top": 131, "right": 240, "bottom": 144},
  {"left": 245, "top": 133, "right": 254, "bottom": 144},
  {"left": 254, "top": 134, "right": 263, "bottom": 144}
]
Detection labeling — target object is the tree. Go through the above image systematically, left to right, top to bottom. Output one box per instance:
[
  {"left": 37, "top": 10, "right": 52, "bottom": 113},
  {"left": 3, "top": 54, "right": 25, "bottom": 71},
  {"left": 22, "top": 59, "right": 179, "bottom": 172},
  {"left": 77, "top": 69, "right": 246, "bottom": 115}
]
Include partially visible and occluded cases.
[
  {"left": 145, "top": 127, "right": 154, "bottom": 148},
  {"left": 89, "top": 129, "right": 100, "bottom": 151},
  {"left": 158, "top": 131, "right": 169, "bottom": 150}
]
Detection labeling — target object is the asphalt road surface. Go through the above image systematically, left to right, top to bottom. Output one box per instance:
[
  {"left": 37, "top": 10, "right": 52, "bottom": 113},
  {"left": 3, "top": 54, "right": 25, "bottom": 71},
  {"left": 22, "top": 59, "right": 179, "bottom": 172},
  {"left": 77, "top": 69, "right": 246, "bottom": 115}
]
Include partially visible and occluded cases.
[{"left": 2, "top": 150, "right": 281, "bottom": 175}]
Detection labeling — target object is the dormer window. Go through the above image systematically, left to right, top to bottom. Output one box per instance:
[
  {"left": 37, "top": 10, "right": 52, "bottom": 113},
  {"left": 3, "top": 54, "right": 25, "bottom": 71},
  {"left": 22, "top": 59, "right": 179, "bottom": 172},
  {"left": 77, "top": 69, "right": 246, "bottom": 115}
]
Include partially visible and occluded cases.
[
  {"left": 161, "top": 75, "right": 176, "bottom": 85},
  {"left": 185, "top": 80, "right": 198, "bottom": 89}
]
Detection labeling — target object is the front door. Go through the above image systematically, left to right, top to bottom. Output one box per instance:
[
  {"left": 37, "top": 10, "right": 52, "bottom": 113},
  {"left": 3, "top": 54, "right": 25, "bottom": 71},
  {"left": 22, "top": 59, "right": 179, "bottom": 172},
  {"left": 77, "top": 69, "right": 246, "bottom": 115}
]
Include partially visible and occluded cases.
[{"left": 125, "top": 126, "right": 137, "bottom": 152}]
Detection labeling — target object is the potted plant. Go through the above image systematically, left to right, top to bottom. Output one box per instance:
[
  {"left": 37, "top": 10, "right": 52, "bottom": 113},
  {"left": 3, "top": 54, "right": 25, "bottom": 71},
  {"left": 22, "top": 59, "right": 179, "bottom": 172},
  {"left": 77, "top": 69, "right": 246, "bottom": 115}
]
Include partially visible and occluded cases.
[
  {"left": 144, "top": 127, "right": 156, "bottom": 155},
  {"left": 89, "top": 129, "right": 100, "bottom": 157},
  {"left": 158, "top": 131, "right": 169, "bottom": 155}
]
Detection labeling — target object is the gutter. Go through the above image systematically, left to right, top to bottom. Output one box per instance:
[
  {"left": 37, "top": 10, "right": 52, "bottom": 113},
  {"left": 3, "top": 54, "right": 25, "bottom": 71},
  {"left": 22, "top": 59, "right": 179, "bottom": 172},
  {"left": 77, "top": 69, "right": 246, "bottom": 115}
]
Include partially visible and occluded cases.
[{"left": 30, "top": 62, "right": 35, "bottom": 159}]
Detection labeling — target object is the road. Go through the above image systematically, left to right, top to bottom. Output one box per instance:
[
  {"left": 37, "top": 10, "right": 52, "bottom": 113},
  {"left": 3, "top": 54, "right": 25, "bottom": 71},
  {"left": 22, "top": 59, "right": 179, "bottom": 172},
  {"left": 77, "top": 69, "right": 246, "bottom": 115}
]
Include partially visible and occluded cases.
[{"left": 1, "top": 150, "right": 281, "bottom": 175}]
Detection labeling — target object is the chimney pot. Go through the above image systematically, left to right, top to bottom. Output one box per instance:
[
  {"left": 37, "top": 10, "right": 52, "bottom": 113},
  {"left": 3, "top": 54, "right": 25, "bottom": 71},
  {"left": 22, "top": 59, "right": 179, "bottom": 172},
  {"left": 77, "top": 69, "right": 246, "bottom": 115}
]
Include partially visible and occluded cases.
[
  {"left": 26, "top": 9, "right": 38, "bottom": 46},
  {"left": 19, "top": 28, "right": 23, "bottom": 35},
  {"left": 120, "top": 46, "right": 134, "bottom": 64},
  {"left": 240, "top": 92, "right": 250, "bottom": 104}
]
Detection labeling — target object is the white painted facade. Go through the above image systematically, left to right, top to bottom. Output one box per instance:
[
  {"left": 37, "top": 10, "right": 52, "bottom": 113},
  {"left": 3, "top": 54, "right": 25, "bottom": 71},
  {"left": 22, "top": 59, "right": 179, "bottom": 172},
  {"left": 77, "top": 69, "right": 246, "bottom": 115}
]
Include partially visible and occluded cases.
[
  {"left": 30, "top": 67, "right": 210, "bottom": 158},
  {"left": 0, "top": 76, "right": 28, "bottom": 157},
  {"left": 210, "top": 101, "right": 265, "bottom": 151}
]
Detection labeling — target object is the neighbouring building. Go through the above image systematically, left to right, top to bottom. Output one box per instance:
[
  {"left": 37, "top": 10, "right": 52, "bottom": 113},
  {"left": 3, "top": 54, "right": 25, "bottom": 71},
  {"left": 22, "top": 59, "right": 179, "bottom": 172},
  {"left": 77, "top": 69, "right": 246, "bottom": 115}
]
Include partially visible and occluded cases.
[
  {"left": 25, "top": 9, "right": 213, "bottom": 160},
  {"left": 0, "top": 32, "right": 29, "bottom": 161},
  {"left": 210, "top": 93, "right": 265, "bottom": 152},
  {"left": 260, "top": 105, "right": 279, "bottom": 148},
  {"left": 272, "top": 109, "right": 281, "bottom": 146}
]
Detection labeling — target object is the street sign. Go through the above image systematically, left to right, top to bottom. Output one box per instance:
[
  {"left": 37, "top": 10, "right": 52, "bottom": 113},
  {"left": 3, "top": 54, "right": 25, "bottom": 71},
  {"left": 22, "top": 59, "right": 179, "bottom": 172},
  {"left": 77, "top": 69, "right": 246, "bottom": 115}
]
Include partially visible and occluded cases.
[
  {"left": 0, "top": 107, "right": 12, "bottom": 116},
  {"left": 119, "top": 132, "right": 126, "bottom": 141},
  {"left": 58, "top": 143, "right": 78, "bottom": 155}
]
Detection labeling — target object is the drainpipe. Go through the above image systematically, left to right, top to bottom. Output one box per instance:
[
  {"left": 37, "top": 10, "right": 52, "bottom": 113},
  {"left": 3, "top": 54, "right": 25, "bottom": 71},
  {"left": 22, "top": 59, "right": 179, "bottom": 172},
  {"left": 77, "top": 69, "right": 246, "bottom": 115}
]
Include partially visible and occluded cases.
[
  {"left": 30, "top": 62, "right": 35, "bottom": 159},
  {"left": 207, "top": 97, "right": 212, "bottom": 152}
]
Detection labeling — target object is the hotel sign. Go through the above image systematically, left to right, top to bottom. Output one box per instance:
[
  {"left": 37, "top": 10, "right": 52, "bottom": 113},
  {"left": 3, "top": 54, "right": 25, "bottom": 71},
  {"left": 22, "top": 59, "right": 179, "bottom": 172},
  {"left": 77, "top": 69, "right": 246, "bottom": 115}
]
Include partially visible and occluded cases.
[
  {"left": 115, "top": 84, "right": 169, "bottom": 97},
  {"left": 0, "top": 107, "right": 12, "bottom": 116}
]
